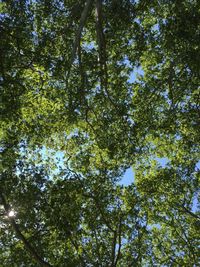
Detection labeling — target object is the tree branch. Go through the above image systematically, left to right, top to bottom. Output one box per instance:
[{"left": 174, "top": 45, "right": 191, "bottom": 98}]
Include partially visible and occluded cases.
[
  {"left": 67, "top": 0, "right": 93, "bottom": 109},
  {"left": 71, "top": 0, "right": 93, "bottom": 67},
  {"left": 95, "top": 0, "right": 108, "bottom": 90},
  {"left": 95, "top": 0, "right": 127, "bottom": 115},
  {"left": 77, "top": 42, "right": 86, "bottom": 105},
  {"left": 0, "top": 191, "right": 52, "bottom": 267},
  {"left": 82, "top": 192, "right": 115, "bottom": 232},
  {"left": 177, "top": 203, "right": 200, "bottom": 220},
  {"left": 114, "top": 217, "right": 122, "bottom": 267},
  {"left": 111, "top": 230, "right": 117, "bottom": 267},
  {"left": 68, "top": 236, "right": 87, "bottom": 267}
]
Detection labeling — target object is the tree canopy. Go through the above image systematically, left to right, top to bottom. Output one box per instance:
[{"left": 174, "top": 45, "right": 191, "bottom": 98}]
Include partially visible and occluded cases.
[{"left": 0, "top": 0, "right": 199, "bottom": 266}]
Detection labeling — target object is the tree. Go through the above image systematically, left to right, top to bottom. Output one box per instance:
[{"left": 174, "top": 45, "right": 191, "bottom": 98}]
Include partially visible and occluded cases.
[{"left": 0, "top": 0, "right": 199, "bottom": 266}]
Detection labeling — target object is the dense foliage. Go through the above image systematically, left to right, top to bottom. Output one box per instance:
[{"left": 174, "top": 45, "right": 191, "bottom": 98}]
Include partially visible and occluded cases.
[{"left": 0, "top": 0, "right": 199, "bottom": 266}]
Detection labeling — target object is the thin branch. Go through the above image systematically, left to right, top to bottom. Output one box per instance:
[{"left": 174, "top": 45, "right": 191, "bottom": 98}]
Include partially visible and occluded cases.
[
  {"left": 77, "top": 42, "right": 86, "bottom": 105},
  {"left": 167, "top": 61, "right": 175, "bottom": 108},
  {"left": 82, "top": 192, "right": 115, "bottom": 232},
  {"left": 177, "top": 204, "right": 200, "bottom": 220},
  {"left": 178, "top": 221, "right": 197, "bottom": 262},
  {"left": 68, "top": 236, "right": 87, "bottom": 267}
]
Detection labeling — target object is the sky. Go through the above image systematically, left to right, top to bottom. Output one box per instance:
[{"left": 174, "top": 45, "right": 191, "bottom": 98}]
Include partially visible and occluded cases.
[
  {"left": 119, "top": 157, "right": 170, "bottom": 186},
  {"left": 119, "top": 167, "right": 134, "bottom": 186}
]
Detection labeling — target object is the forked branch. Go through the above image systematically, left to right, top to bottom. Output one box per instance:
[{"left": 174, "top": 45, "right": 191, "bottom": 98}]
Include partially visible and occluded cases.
[{"left": 71, "top": 0, "right": 94, "bottom": 66}]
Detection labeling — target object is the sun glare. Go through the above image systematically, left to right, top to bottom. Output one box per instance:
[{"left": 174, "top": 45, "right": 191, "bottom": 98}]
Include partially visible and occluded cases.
[{"left": 8, "top": 210, "right": 15, "bottom": 217}]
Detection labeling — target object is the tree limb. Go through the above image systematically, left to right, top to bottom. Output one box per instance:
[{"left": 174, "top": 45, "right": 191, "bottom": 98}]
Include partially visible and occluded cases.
[
  {"left": 67, "top": 0, "right": 93, "bottom": 109},
  {"left": 71, "top": 0, "right": 94, "bottom": 67},
  {"left": 95, "top": 0, "right": 108, "bottom": 90},
  {"left": 95, "top": 0, "right": 127, "bottom": 115},
  {"left": 0, "top": 191, "right": 52, "bottom": 267},
  {"left": 114, "top": 217, "right": 122, "bottom": 267},
  {"left": 111, "top": 230, "right": 117, "bottom": 267}
]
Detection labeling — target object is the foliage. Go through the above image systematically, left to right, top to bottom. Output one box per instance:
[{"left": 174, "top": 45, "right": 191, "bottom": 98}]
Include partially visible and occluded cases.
[{"left": 0, "top": 0, "right": 199, "bottom": 266}]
